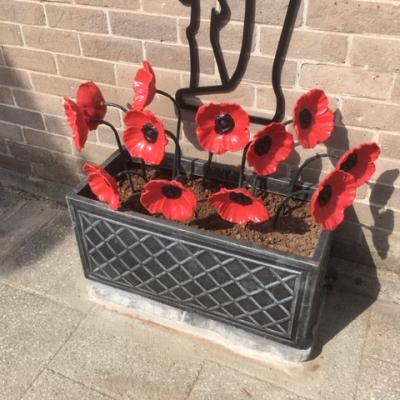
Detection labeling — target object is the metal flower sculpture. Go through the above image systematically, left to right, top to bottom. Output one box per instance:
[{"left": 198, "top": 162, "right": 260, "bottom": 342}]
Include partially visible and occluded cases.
[{"left": 62, "top": 0, "right": 380, "bottom": 233}]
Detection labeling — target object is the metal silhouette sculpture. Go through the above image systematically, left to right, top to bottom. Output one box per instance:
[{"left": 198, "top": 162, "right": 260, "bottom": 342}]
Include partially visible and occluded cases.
[{"left": 176, "top": 0, "right": 301, "bottom": 124}]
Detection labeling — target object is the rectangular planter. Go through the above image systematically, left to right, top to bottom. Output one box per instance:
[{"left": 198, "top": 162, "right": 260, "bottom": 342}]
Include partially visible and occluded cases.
[{"left": 67, "top": 150, "right": 331, "bottom": 350}]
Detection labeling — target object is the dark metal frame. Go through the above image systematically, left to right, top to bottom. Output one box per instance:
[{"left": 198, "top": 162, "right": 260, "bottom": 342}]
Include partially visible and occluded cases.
[{"left": 176, "top": 0, "right": 301, "bottom": 124}]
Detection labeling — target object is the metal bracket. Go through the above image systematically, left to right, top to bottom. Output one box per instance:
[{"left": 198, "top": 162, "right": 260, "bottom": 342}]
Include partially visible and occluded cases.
[{"left": 176, "top": 0, "right": 301, "bottom": 124}]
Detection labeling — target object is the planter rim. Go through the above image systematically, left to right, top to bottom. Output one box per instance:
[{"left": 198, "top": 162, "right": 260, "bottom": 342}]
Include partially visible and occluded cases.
[{"left": 68, "top": 149, "right": 331, "bottom": 268}]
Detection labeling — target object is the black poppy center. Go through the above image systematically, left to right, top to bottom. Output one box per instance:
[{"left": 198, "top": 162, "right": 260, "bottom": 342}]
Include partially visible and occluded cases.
[
  {"left": 299, "top": 108, "right": 313, "bottom": 129},
  {"left": 215, "top": 114, "right": 235, "bottom": 134},
  {"left": 142, "top": 123, "right": 159, "bottom": 143},
  {"left": 254, "top": 135, "right": 272, "bottom": 156},
  {"left": 340, "top": 153, "right": 358, "bottom": 172},
  {"left": 161, "top": 185, "right": 182, "bottom": 199},
  {"left": 317, "top": 185, "right": 332, "bottom": 207},
  {"left": 229, "top": 192, "right": 253, "bottom": 206}
]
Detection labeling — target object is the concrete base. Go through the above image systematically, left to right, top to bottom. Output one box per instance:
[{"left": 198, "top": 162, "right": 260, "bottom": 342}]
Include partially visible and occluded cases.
[{"left": 88, "top": 281, "right": 313, "bottom": 363}]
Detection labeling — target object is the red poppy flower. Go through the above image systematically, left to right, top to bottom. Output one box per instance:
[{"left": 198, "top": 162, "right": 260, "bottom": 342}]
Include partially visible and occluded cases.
[
  {"left": 132, "top": 61, "right": 156, "bottom": 111},
  {"left": 76, "top": 81, "right": 107, "bottom": 130},
  {"left": 293, "top": 89, "right": 334, "bottom": 149},
  {"left": 64, "top": 98, "right": 89, "bottom": 152},
  {"left": 195, "top": 102, "right": 250, "bottom": 154},
  {"left": 123, "top": 109, "right": 168, "bottom": 165},
  {"left": 246, "top": 123, "right": 294, "bottom": 176},
  {"left": 337, "top": 142, "right": 380, "bottom": 187},
  {"left": 83, "top": 163, "right": 120, "bottom": 211},
  {"left": 311, "top": 170, "right": 356, "bottom": 231},
  {"left": 140, "top": 179, "right": 197, "bottom": 222},
  {"left": 208, "top": 188, "right": 269, "bottom": 225}
]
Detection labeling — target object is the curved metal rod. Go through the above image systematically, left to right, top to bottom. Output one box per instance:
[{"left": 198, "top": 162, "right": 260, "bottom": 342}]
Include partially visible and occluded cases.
[
  {"left": 179, "top": 0, "right": 201, "bottom": 89},
  {"left": 210, "top": 0, "right": 231, "bottom": 85},
  {"left": 227, "top": 0, "right": 256, "bottom": 90},
  {"left": 271, "top": 0, "right": 302, "bottom": 122},
  {"left": 176, "top": 1, "right": 255, "bottom": 111},
  {"left": 156, "top": 89, "right": 182, "bottom": 144},
  {"left": 105, "top": 102, "right": 128, "bottom": 113},
  {"left": 283, "top": 119, "right": 293, "bottom": 126},
  {"left": 92, "top": 120, "right": 135, "bottom": 192},
  {"left": 93, "top": 120, "right": 124, "bottom": 155},
  {"left": 165, "top": 130, "right": 183, "bottom": 179},
  {"left": 238, "top": 141, "right": 252, "bottom": 188},
  {"left": 204, "top": 152, "right": 213, "bottom": 181},
  {"left": 288, "top": 153, "right": 339, "bottom": 196},
  {"left": 115, "top": 169, "right": 147, "bottom": 193},
  {"left": 251, "top": 174, "right": 258, "bottom": 195},
  {"left": 273, "top": 189, "right": 311, "bottom": 228}
]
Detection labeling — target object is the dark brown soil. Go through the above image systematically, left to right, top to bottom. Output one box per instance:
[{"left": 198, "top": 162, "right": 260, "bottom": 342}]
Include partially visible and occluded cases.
[{"left": 117, "top": 169, "right": 321, "bottom": 258}]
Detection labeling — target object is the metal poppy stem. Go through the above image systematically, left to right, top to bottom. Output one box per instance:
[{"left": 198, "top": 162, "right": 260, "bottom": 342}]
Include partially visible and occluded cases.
[
  {"left": 156, "top": 90, "right": 182, "bottom": 142},
  {"left": 105, "top": 102, "right": 128, "bottom": 113},
  {"left": 283, "top": 119, "right": 293, "bottom": 126},
  {"left": 94, "top": 120, "right": 135, "bottom": 193},
  {"left": 165, "top": 130, "right": 182, "bottom": 179},
  {"left": 238, "top": 141, "right": 252, "bottom": 188},
  {"left": 204, "top": 152, "right": 213, "bottom": 181},
  {"left": 288, "top": 153, "right": 340, "bottom": 196},
  {"left": 139, "top": 159, "right": 147, "bottom": 182},
  {"left": 115, "top": 169, "right": 147, "bottom": 184},
  {"left": 251, "top": 174, "right": 258, "bottom": 195},
  {"left": 273, "top": 189, "right": 311, "bottom": 228}
]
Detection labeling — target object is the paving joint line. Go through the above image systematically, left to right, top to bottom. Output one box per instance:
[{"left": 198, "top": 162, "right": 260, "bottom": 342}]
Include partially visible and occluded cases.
[
  {"left": 0, "top": 280, "right": 95, "bottom": 316},
  {"left": 16, "top": 309, "right": 89, "bottom": 400},
  {"left": 363, "top": 354, "right": 400, "bottom": 368},
  {"left": 203, "top": 359, "right": 314, "bottom": 400},
  {"left": 184, "top": 361, "right": 205, "bottom": 400},
  {"left": 45, "top": 368, "right": 119, "bottom": 400}
]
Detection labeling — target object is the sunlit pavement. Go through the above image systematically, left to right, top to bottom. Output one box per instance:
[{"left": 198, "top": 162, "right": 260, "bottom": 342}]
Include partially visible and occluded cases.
[{"left": 1, "top": 185, "right": 399, "bottom": 400}]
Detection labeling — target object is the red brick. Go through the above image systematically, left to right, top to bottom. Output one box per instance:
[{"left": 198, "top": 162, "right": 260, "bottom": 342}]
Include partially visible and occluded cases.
[
  {"left": 0, "top": 0, "right": 45, "bottom": 26},
  {"left": 46, "top": 4, "right": 108, "bottom": 33},
  {"left": 0, "top": 22, "right": 22, "bottom": 45},
  {"left": 2, "top": 46, "right": 57, "bottom": 74},
  {"left": 0, "top": 67, "right": 31, "bottom": 89},
  {"left": 0, "top": 104, "right": 44, "bottom": 130},
  {"left": 0, "top": 120, "right": 23, "bottom": 141},
  {"left": 23, "top": 128, "right": 73, "bottom": 154}
]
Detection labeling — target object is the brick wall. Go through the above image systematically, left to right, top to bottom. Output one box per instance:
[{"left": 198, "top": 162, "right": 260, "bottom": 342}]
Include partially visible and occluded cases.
[{"left": 0, "top": 0, "right": 399, "bottom": 271}]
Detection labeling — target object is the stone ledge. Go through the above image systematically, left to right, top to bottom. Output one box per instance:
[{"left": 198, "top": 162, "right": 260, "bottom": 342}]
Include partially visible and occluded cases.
[{"left": 88, "top": 280, "right": 314, "bottom": 363}]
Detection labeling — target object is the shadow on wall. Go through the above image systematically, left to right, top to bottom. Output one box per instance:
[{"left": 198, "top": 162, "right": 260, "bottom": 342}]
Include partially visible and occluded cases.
[{"left": 0, "top": 51, "right": 123, "bottom": 191}]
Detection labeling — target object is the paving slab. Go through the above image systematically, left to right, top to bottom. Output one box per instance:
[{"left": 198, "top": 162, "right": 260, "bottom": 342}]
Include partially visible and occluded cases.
[
  {"left": 2, "top": 184, "right": 400, "bottom": 399},
  {"left": 0, "top": 187, "right": 26, "bottom": 218},
  {"left": 0, "top": 192, "right": 60, "bottom": 260},
  {"left": 1, "top": 210, "right": 93, "bottom": 313},
  {"left": 0, "top": 283, "right": 84, "bottom": 400},
  {"left": 198, "top": 290, "right": 372, "bottom": 400},
  {"left": 363, "top": 301, "right": 400, "bottom": 365},
  {"left": 49, "top": 307, "right": 204, "bottom": 400},
  {"left": 356, "top": 357, "right": 400, "bottom": 400},
  {"left": 188, "top": 361, "right": 307, "bottom": 400},
  {"left": 21, "top": 369, "right": 115, "bottom": 400}
]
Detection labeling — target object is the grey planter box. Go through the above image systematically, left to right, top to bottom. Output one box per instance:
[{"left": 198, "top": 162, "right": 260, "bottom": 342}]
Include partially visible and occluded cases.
[{"left": 67, "top": 149, "right": 331, "bottom": 351}]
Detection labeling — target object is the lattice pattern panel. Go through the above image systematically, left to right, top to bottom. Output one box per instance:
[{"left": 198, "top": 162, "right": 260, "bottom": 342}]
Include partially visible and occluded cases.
[{"left": 79, "top": 211, "right": 303, "bottom": 339}]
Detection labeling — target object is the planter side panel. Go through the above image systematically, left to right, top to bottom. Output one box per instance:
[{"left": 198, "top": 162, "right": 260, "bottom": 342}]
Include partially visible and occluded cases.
[{"left": 69, "top": 198, "right": 317, "bottom": 347}]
